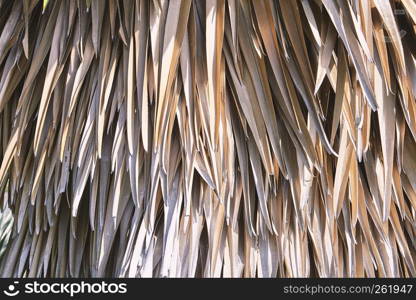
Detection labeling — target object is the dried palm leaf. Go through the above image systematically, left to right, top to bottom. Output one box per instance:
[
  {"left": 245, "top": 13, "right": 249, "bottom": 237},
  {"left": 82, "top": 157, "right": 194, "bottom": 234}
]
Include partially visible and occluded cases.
[{"left": 0, "top": 0, "right": 416, "bottom": 278}]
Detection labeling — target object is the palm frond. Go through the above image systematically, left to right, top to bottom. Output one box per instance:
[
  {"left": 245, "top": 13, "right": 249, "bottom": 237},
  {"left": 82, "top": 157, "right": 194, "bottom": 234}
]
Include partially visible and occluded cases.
[
  {"left": 0, "top": 0, "right": 415, "bottom": 277},
  {"left": 0, "top": 206, "right": 13, "bottom": 262}
]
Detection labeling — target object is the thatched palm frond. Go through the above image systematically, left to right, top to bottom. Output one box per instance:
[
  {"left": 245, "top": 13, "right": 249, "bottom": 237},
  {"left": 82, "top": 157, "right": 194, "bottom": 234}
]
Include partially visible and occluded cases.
[
  {"left": 0, "top": 0, "right": 416, "bottom": 277},
  {"left": 0, "top": 207, "right": 12, "bottom": 261}
]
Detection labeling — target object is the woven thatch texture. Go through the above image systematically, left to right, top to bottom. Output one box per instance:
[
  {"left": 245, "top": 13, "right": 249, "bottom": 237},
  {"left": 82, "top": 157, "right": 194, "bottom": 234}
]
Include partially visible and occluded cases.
[{"left": 0, "top": 0, "right": 416, "bottom": 277}]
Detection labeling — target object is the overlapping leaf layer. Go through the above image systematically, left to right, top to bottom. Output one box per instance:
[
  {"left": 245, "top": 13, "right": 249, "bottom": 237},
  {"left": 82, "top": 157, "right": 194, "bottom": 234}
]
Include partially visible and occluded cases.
[{"left": 0, "top": 0, "right": 416, "bottom": 277}]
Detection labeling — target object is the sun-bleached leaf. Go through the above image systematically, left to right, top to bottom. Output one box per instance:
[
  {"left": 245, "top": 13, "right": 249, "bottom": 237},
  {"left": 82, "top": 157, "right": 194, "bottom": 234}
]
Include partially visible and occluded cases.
[{"left": 0, "top": 0, "right": 415, "bottom": 279}]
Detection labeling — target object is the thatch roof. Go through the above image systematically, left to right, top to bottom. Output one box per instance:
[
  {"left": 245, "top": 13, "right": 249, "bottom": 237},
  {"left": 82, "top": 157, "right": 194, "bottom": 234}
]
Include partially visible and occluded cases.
[{"left": 0, "top": 0, "right": 416, "bottom": 277}]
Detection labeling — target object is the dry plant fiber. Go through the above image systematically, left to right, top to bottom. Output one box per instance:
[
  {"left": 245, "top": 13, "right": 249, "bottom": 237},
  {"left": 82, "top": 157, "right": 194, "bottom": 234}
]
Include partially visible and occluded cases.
[{"left": 0, "top": 0, "right": 416, "bottom": 278}]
